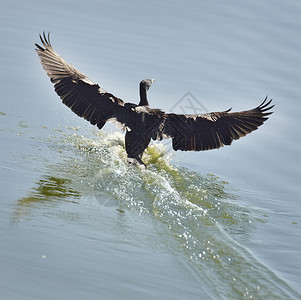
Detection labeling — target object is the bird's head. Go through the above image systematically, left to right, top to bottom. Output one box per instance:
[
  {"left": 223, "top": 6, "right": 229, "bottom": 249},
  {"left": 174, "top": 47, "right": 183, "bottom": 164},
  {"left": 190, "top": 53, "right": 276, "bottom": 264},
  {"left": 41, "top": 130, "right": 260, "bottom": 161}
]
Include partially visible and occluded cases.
[{"left": 140, "top": 78, "right": 155, "bottom": 91}]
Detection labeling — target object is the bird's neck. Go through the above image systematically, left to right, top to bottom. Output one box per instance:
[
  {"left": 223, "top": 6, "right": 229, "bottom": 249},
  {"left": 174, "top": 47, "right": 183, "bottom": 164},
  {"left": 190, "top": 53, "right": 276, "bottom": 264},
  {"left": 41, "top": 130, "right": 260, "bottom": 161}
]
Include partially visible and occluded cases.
[{"left": 139, "top": 85, "right": 149, "bottom": 106}]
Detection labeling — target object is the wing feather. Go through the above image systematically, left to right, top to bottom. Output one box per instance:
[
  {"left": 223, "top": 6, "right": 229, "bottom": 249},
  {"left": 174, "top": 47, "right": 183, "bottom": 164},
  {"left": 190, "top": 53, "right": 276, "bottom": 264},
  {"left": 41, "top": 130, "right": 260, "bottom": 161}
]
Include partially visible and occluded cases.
[
  {"left": 35, "top": 32, "right": 134, "bottom": 130},
  {"left": 163, "top": 97, "right": 274, "bottom": 151}
]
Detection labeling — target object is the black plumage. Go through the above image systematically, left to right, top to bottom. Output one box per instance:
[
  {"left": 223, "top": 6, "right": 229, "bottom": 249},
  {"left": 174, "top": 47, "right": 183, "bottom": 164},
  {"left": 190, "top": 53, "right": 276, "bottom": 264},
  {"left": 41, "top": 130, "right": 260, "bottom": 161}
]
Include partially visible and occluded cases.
[{"left": 35, "top": 32, "right": 274, "bottom": 166}]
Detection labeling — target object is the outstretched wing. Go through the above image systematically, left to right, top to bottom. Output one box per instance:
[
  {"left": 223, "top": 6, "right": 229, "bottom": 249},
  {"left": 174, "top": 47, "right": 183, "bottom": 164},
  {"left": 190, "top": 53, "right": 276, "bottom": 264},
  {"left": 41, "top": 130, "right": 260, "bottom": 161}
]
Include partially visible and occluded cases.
[
  {"left": 35, "top": 32, "right": 135, "bottom": 130},
  {"left": 163, "top": 98, "right": 274, "bottom": 151}
]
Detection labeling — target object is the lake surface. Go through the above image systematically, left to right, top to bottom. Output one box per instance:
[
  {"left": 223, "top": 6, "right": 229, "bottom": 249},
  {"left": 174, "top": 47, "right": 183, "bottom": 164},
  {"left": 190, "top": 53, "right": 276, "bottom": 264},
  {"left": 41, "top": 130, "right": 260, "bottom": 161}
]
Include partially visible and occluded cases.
[{"left": 1, "top": 0, "right": 301, "bottom": 299}]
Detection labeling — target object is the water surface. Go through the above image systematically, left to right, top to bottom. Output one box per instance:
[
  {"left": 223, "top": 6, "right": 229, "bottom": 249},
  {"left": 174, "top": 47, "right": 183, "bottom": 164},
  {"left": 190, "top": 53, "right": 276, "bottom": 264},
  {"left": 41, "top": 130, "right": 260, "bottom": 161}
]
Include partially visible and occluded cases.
[{"left": 1, "top": 0, "right": 301, "bottom": 299}]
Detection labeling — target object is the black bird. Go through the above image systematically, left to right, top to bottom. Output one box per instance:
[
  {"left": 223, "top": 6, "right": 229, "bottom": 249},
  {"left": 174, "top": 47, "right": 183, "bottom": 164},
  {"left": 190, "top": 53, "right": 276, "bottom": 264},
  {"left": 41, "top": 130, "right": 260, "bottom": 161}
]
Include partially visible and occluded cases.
[{"left": 35, "top": 33, "right": 274, "bottom": 166}]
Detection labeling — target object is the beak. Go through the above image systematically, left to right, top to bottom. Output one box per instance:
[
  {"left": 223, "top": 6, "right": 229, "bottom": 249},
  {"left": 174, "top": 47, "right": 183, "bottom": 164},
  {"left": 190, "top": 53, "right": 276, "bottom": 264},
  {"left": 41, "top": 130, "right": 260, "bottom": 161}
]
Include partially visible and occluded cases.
[{"left": 151, "top": 78, "right": 155, "bottom": 83}]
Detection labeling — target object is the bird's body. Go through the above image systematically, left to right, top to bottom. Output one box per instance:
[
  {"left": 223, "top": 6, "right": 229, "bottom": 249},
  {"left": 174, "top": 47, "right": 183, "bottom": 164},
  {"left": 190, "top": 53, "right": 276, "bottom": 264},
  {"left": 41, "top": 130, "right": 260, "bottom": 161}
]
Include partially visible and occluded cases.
[{"left": 35, "top": 33, "right": 274, "bottom": 166}]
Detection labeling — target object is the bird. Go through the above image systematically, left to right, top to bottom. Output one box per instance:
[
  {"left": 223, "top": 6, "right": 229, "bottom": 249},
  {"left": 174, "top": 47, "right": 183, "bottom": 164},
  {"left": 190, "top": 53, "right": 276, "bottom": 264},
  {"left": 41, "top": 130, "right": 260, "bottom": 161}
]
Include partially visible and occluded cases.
[{"left": 35, "top": 32, "right": 274, "bottom": 166}]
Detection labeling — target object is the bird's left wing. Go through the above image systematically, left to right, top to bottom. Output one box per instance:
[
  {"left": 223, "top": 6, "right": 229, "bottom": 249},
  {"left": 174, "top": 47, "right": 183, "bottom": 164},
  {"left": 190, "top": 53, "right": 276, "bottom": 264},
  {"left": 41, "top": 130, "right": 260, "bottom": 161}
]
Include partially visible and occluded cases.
[
  {"left": 35, "top": 32, "right": 135, "bottom": 130},
  {"left": 163, "top": 98, "right": 274, "bottom": 151}
]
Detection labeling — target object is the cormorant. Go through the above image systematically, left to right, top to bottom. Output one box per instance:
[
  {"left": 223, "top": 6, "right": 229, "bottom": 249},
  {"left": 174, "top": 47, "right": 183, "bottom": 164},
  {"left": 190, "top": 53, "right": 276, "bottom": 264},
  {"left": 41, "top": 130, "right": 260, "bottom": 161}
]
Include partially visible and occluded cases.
[{"left": 35, "top": 33, "right": 274, "bottom": 166}]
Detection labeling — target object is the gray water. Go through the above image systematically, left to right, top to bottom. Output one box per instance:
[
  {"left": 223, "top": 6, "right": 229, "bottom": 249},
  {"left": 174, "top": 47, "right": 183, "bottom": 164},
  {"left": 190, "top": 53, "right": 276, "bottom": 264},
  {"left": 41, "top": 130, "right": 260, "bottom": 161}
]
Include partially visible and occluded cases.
[{"left": 1, "top": 0, "right": 301, "bottom": 299}]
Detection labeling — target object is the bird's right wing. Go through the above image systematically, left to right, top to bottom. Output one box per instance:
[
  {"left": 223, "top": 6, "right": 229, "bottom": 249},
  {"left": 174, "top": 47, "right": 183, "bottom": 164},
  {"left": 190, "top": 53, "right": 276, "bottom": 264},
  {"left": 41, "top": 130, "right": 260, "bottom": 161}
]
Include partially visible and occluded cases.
[
  {"left": 35, "top": 32, "right": 136, "bottom": 130},
  {"left": 163, "top": 98, "right": 274, "bottom": 151}
]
